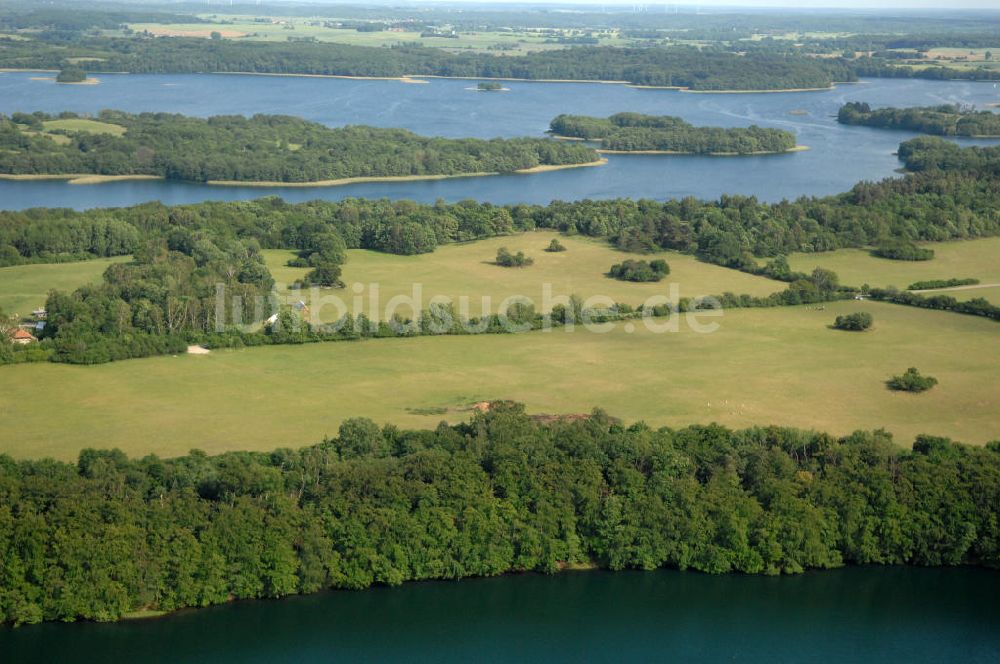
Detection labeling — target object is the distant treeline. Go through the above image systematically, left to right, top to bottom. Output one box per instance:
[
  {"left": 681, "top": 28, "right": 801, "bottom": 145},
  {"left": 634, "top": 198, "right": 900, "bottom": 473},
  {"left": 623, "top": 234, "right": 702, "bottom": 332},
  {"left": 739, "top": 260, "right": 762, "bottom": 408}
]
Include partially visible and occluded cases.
[
  {"left": 0, "top": 37, "right": 855, "bottom": 90},
  {"left": 838, "top": 102, "right": 1000, "bottom": 137},
  {"left": 0, "top": 111, "right": 597, "bottom": 183},
  {"left": 550, "top": 112, "right": 798, "bottom": 154},
  {"left": 897, "top": 136, "right": 1000, "bottom": 173},
  {"left": 868, "top": 287, "right": 1000, "bottom": 323},
  {"left": 1, "top": 403, "right": 998, "bottom": 625}
]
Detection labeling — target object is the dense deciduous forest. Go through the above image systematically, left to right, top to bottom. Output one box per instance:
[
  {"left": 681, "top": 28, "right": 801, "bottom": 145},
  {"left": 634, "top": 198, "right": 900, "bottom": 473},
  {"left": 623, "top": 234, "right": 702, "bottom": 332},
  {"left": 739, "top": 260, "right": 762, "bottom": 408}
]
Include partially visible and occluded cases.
[
  {"left": 0, "top": 37, "right": 855, "bottom": 90},
  {"left": 838, "top": 102, "right": 1000, "bottom": 137},
  {"left": 0, "top": 111, "right": 597, "bottom": 182},
  {"left": 550, "top": 113, "right": 798, "bottom": 154},
  {"left": 0, "top": 403, "right": 998, "bottom": 625}
]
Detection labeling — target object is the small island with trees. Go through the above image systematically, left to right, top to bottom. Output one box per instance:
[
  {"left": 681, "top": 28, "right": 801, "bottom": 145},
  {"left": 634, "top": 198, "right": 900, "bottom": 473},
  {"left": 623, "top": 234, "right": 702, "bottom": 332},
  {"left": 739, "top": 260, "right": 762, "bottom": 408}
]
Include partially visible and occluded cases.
[
  {"left": 55, "top": 67, "right": 92, "bottom": 84},
  {"left": 476, "top": 81, "right": 507, "bottom": 92},
  {"left": 838, "top": 102, "right": 1000, "bottom": 137},
  {"left": 0, "top": 110, "right": 601, "bottom": 185},
  {"left": 549, "top": 113, "right": 802, "bottom": 155}
]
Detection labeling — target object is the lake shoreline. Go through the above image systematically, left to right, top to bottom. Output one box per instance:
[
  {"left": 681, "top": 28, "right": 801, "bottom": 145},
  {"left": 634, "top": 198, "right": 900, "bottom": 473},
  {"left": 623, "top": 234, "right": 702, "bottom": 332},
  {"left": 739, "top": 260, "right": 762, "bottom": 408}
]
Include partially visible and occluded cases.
[
  {"left": 1, "top": 68, "right": 845, "bottom": 93},
  {"left": 596, "top": 146, "right": 810, "bottom": 156},
  {"left": 205, "top": 159, "right": 607, "bottom": 188},
  {"left": 0, "top": 162, "right": 607, "bottom": 188}
]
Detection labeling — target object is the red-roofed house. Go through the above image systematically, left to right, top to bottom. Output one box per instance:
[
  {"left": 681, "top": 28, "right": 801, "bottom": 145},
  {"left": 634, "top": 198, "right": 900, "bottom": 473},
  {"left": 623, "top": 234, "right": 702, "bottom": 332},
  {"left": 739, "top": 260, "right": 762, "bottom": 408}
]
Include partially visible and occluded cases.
[{"left": 10, "top": 328, "right": 37, "bottom": 345}]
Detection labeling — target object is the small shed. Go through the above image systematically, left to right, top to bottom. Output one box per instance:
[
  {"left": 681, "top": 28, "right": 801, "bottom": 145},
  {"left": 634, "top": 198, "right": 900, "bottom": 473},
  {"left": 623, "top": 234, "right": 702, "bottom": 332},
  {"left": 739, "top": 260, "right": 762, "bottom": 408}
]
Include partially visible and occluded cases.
[{"left": 10, "top": 328, "right": 37, "bottom": 345}]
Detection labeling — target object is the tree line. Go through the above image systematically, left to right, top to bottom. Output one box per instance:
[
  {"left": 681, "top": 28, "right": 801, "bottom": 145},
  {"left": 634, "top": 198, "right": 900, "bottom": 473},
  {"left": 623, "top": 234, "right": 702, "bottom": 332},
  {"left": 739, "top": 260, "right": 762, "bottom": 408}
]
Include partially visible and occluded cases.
[
  {"left": 0, "top": 36, "right": 855, "bottom": 91},
  {"left": 838, "top": 102, "right": 1000, "bottom": 137},
  {"left": 0, "top": 111, "right": 597, "bottom": 183},
  {"left": 550, "top": 113, "right": 798, "bottom": 154},
  {"left": 2, "top": 138, "right": 996, "bottom": 271},
  {"left": 0, "top": 402, "right": 997, "bottom": 625}
]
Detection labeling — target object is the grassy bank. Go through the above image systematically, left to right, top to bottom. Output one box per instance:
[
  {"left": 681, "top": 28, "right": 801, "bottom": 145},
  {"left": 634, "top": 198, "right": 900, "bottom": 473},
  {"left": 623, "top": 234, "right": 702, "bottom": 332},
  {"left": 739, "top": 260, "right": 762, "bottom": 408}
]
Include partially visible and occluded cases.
[
  {"left": 265, "top": 232, "right": 780, "bottom": 320},
  {"left": 788, "top": 237, "right": 1000, "bottom": 289},
  {"left": 2, "top": 299, "right": 997, "bottom": 459}
]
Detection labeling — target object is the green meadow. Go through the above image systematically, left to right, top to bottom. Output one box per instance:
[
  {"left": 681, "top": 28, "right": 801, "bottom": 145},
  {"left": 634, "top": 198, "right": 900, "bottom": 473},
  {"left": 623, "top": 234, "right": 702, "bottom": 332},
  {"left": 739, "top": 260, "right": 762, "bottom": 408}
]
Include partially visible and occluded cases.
[
  {"left": 41, "top": 118, "right": 127, "bottom": 136},
  {"left": 266, "top": 232, "right": 780, "bottom": 321},
  {"left": 787, "top": 237, "right": 1000, "bottom": 290},
  {"left": 0, "top": 257, "right": 130, "bottom": 316},
  {"left": 1, "top": 299, "right": 997, "bottom": 460}
]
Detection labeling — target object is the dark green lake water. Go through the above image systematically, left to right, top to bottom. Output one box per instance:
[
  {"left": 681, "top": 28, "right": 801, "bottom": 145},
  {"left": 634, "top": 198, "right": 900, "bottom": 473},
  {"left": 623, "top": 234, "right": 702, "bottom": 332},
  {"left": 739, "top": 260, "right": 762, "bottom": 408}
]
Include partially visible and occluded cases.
[{"left": 2, "top": 567, "right": 998, "bottom": 663}]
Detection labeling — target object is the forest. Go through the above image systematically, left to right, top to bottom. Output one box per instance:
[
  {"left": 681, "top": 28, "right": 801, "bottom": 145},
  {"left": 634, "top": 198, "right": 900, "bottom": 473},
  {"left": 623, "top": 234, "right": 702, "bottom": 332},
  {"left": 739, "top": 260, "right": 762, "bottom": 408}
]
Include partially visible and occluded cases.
[
  {"left": 0, "top": 36, "right": 855, "bottom": 90},
  {"left": 838, "top": 102, "right": 1000, "bottom": 137},
  {"left": 0, "top": 111, "right": 597, "bottom": 183},
  {"left": 549, "top": 113, "right": 798, "bottom": 154},
  {"left": 0, "top": 402, "right": 998, "bottom": 625}
]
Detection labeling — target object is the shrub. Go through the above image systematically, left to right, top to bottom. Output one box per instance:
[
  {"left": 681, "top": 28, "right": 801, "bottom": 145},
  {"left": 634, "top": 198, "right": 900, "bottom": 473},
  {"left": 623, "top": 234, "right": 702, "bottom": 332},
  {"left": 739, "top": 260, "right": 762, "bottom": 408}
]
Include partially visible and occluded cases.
[
  {"left": 545, "top": 238, "right": 567, "bottom": 252},
  {"left": 872, "top": 240, "right": 934, "bottom": 261},
  {"left": 495, "top": 247, "right": 533, "bottom": 267},
  {"left": 609, "top": 259, "right": 670, "bottom": 282},
  {"left": 907, "top": 278, "right": 979, "bottom": 290},
  {"left": 833, "top": 312, "right": 873, "bottom": 331},
  {"left": 887, "top": 367, "right": 938, "bottom": 392}
]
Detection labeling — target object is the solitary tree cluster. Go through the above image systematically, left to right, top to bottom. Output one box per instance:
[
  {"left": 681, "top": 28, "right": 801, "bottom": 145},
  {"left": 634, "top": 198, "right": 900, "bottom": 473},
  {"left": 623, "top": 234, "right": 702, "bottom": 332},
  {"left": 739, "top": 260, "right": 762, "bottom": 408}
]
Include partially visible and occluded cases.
[
  {"left": 545, "top": 238, "right": 567, "bottom": 252},
  {"left": 495, "top": 247, "right": 534, "bottom": 267},
  {"left": 608, "top": 258, "right": 670, "bottom": 282},
  {"left": 833, "top": 312, "right": 873, "bottom": 331},
  {"left": 887, "top": 367, "right": 938, "bottom": 392}
]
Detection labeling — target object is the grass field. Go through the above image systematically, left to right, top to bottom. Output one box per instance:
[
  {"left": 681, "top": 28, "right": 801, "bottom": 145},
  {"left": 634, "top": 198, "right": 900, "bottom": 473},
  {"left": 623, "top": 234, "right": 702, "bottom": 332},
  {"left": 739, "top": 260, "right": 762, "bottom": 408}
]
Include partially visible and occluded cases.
[
  {"left": 124, "top": 17, "right": 594, "bottom": 54},
  {"left": 41, "top": 119, "right": 126, "bottom": 137},
  {"left": 265, "top": 233, "right": 781, "bottom": 321},
  {"left": 787, "top": 238, "right": 1000, "bottom": 291},
  {"left": 0, "top": 257, "right": 130, "bottom": 316},
  {"left": 1, "top": 299, "right": 997, "bottom": 460}
]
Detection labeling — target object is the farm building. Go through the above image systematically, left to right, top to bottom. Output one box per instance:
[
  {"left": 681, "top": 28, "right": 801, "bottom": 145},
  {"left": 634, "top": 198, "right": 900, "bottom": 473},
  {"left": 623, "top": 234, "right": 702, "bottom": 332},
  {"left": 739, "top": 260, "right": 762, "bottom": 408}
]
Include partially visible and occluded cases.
[{"left": 10, "top": 328, "right": 37, "bottom": 345}]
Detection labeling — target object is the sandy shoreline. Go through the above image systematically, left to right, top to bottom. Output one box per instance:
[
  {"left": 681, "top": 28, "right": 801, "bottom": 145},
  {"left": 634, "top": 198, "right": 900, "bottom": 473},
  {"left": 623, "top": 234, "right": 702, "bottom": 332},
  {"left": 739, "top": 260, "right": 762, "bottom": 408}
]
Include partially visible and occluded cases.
[
  {"left": 206, "top": 159, "right": 607, "bottom": 188},
  {"left": 0, "top": 174, "right": 162, "bottom": 184}
]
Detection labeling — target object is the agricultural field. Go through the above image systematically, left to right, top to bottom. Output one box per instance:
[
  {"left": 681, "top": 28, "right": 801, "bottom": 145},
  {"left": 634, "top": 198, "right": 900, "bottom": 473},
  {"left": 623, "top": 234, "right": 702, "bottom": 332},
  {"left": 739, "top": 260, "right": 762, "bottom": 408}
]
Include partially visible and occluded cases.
[
  {"left": 122, "top": 16, "right": 621, "bottom": 54},
  {"left": 265, "top": 232, "right": 781, "bottom": 321},
  {"left": 787, "top": 237, "right": 1000, "bottom": 291},
  {"left": 0, "top": 256, "right": 130, "bottom": 316},
  {"left": 1, "top": 298, "right": 997, "bottom": 460}
]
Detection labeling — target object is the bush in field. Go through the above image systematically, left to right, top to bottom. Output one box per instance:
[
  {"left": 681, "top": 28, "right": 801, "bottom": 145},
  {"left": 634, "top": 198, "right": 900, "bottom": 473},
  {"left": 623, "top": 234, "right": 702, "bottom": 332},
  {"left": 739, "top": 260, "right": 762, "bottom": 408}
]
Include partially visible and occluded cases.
[
  {"left": 833, "top": 312, "right": 873, "bottom": 331},
  {"left": 887, "top": 367, "right": 938, "bottom": 392}
]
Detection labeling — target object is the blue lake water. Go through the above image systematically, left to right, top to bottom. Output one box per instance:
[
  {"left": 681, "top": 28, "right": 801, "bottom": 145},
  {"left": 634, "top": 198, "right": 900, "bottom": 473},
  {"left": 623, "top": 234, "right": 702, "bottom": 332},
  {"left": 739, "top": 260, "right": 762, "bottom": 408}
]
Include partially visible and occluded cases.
[{"left": 0, "top": 72, "right": 998, "bottom": 210}]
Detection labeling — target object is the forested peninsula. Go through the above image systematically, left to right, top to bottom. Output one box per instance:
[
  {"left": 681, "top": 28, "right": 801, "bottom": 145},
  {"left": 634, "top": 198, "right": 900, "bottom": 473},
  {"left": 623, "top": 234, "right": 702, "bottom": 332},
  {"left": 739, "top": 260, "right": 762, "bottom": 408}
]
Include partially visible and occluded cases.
[
  {"left": 0, "top": 38, "right": 854, "bottom": 91},
  {"left": 837, "top": 102, "right": 1000, "bottom": 137},
  {"left": 0, "top": 111, "right": 599, "bottom": 184},
  {"left": 549, "top": 113, "right": 800, "bottom": 154},
  {"left": 2, "top": 139, "right": 998, "bottom": 366},
  {"left": 0, "top": 402, "right": 998, "bottom": 626}
]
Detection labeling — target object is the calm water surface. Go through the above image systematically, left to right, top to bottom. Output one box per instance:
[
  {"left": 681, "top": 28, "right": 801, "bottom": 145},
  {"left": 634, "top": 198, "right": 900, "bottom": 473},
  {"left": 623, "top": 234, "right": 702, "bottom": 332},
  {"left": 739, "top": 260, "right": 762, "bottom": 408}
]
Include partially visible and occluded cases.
[
  {"left": 0, "top": 73, "right": 998, "bottom": 210},
  {"left": 1, "top": 567, "right": 998, "bottom": 663}
]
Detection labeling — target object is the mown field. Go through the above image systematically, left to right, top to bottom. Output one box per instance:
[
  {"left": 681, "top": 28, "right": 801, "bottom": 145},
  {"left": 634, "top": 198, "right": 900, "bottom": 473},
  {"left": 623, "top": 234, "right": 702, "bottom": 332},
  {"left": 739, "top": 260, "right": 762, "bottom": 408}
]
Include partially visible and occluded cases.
[
  {"left": 266, "top": 232, "right": 780, "bottom": 321},
  {"left": 787, "top": 237, "right": 1000, "bottom": 290},
  {"left": 0, "top": 256, "right": 130, "bottom": 316},
  {"left": 1, "top": 299, "right": 997, "bottom": 460}
]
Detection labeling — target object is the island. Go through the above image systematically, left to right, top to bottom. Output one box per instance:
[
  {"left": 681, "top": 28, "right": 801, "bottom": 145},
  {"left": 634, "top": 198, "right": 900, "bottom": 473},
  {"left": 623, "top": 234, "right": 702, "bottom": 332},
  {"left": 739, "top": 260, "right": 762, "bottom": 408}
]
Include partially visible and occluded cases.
[
  {"left": 55, "top": 67, "right": 90, "bottom": 84},
  {"left": 477, "top": 81, "right": 505, "bottom": 91},
  {"left": 837, "top": 102, "right": 1000, "bottom": 137},
  {"left": 0, "top": 111, "right": 601, "bottom": 184},
  {"left": 549, "top": 113, "right": 802, "bottom": 155}
]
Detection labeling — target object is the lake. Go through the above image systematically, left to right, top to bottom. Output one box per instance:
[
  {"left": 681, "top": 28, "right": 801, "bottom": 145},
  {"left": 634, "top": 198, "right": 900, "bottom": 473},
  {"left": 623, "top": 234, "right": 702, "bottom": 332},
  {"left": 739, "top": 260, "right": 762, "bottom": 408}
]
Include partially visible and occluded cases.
[
  {"left": 0, "top": 72, "right": 998, "bottom": 210},
  {"left": 1, "top": 566, "right": 998, "bottom": 663}
]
